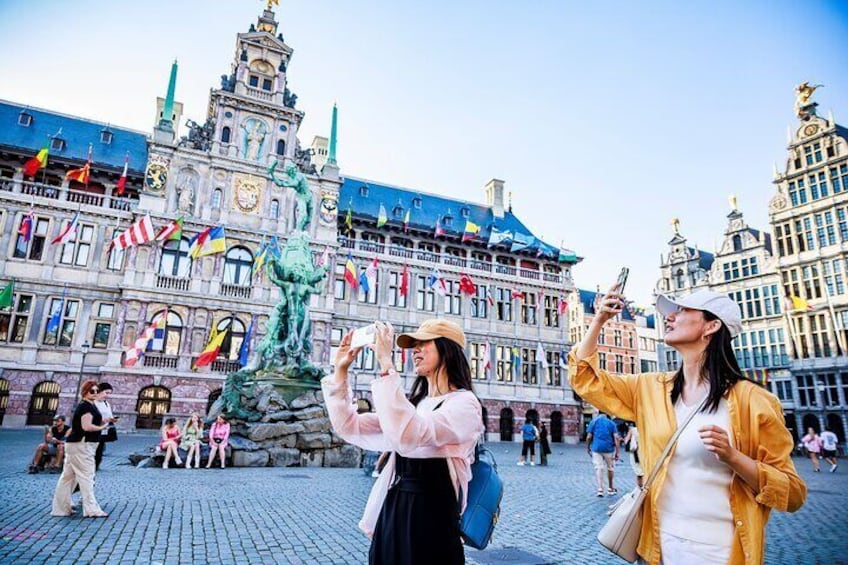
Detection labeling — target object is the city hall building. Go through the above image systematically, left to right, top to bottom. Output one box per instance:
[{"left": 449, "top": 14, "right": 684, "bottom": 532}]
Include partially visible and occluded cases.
[{"left": 0, "top": 7, "right": 582, "bottom": 442}]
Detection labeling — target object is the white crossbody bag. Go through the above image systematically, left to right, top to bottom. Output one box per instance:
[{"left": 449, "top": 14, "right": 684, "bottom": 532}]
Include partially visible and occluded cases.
[{"left": 597, "top": 395, "right": 708, "bottom": 563}]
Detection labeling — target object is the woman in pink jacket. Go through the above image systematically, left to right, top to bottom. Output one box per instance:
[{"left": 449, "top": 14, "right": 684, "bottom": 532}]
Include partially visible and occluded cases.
[
  {"left": 322, "top": 319, "right": 483, "bottom": 565},
  {"left": 206, "top": 415, "right": 230, "bottom": 469},
  {"left": 801, "top": 427, "right": 823, "bottom": 472}
]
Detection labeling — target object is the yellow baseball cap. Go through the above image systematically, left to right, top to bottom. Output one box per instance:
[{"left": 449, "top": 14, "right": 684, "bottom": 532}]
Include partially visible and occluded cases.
[{"left": 396, "top": 319, "right": 466, "bottom": 349}]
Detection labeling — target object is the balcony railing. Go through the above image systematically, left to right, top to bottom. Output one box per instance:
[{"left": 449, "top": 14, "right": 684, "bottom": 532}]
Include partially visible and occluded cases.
[
  {"left": 245, "top": 86, "right": 274, "bottom": 101},
  {"left": 3, "top": 179, "right": 139, "bottom": 212},
  {"left": 360, "top": 241, "right": 386, "bottom": 254},
  {"left": 388, "top": 245, "right": 413, "bottom": 259},
  {"left": 416, "top": 250, "right": 440, "bottom": 263},
  {"left": 444, "top": 256, "right": 467, "bottom": 268},
  {"left": 470, "top": 260, "right": 493, "bottom": 273},
  {"left": 495, "top": 265, "right": 517, "bottom": 276},
  {"left": 520, "top": 269, "right": 540, "bottom": 280},
  {"left": 157, "top": 275, "right": 191, "bottom": 292},
  {"left": 220, "top": 283, "right": 252, "bottom": 299},
  {"left": 143, "top": 354, "right": 179, "bottom": 369},
  {"left": 211, "top": 359, "right": 241, "bottom": 373}
]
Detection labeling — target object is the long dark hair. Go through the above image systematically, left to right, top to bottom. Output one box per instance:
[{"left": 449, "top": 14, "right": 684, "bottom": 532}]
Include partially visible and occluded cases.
[
  {"left": 670, "top": 310, "right": 754, "bottom": 413},
  {"left": 408, "top": 337, "right": 475, "bottom": 406}
]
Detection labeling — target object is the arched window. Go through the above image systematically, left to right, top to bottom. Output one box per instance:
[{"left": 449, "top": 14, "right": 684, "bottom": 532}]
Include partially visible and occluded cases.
[
  {"left": 221, "top": 127, "right": 231, "bottom": 143},
  {"left": 276, "top": 139, "right": 285, "bottom": 156},
  {"left": 212, "top": 189, "right": 223, "bottom": 209},
  {"left": 270, "top": 199, "right": 280, "bottom": 219},
  {"left": 732, "top": 235, "right": 742, "bottom": 252},
  {"left": 159, "top": 238, "right": 192, "bottom": 278},
  {"left": 223, "top": 247, "right": 253, "bottom": 286},
  {"left": 675, "top": 269, "right": 685, "bottom": 288},
  {"left": 148, "top": 310, "right": 182, "bottom": 355},
  {"left": 216, "top": 316, "right": 246, "bottom": 361},
  {"left": 0, "top": 378, "right": 8, "bottom": 425},
  {"left": 27, "top": 381, "right": 60, "bottom": 425},
  {"left": 136, "top": 386, "right": 171, "bottom": 429},
  {"left": 207, "top": 388, "right": 222, "bottom": 416},
  {"left": 357, "top": 398, "right": 372, "bottom": 414},
  {"left": 499, "top": 407, "right": 514, "bottom": 442},
  {"left": 526, "top": 408, "right": 539, "bottom": 425},
  {"left": 550, "top": 411, "right": 563, "bottom": 443},
  {"left": 802, "top": 413, "right": 820, "bottom": 434},
  {"left": 827, "top": 414, "right": 844, "bottom": 444}
]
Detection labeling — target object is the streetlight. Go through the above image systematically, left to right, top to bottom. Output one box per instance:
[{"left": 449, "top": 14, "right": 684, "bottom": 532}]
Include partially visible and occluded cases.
[
  {"left": 75, "top": 341, "right": 91, "bottom": 400},
  {"left": 817, "top": 378, "right": 828, "bottom": 431}
]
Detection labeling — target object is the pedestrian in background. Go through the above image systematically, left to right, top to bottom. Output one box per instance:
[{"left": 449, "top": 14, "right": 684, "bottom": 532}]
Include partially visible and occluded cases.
[
  {"left": 570, "top": 286, "right": 806, "bottom": 564},
  {"left": 322, "top": 319, "right": 482, "bottom": 565},
  {"left": 51, "top": 380, "right": 113, "bottom": 518},
  {"left": 94, "top": 382, "right": 116, "bottom": 471},
  {"left": 586, "top": 411, "right": 619, "bottom": 496},
  {"left": 518, "top": 416, "right": 539, "bottom": 466},
  {"left": 539, "top": 422, "right": 552, "bottom": 466},
  {"left": 623, "top": 422, "right": 644, "bottom": 488},
  {"left": 801, "top": 427, "right": 823, "bottom": 472},
  {"left": 820, "top": 427, "right": 839, "bottom": 473}
]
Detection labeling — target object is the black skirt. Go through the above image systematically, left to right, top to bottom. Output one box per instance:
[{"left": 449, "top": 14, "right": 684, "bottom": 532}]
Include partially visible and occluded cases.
[{"left": 369, "top": 454, "right": 464, "bottom": 565}]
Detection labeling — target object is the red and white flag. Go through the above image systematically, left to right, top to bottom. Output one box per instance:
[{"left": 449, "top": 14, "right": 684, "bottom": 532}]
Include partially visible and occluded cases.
[
  {"left": 115, "top": 155, "right": 129, "bottom": 196},
  {"left": 51, "top": 212, "right": 80, "bottom": 245},
  {"left": 109, "top": 215, "right": 155, "bottom": 251},
  {"left": 123, "top": 310, "right": 168, "bottom": 367},
  {"left": 481, "top": 341, "right": 491, "bottom": 377}
]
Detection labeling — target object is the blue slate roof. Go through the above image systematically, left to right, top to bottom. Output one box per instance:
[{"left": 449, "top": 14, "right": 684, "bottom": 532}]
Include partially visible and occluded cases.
[
  {"left": 0, "top": 100, "right": 148, "bottom": 174},
  {"left": 339, "top": 176, "right": 574, "bottom": 261},
  {"left": 745, "top": 227, "right": 773, "bottom": 254},
  {"left": 686, "top": 247, "right": 714, "bottom": 271},
  {"left": 578, "top": 288, "right": 635, "bottom": 321},
  {"left": 646, "top": 313, "right": 656, "bottom": 329}
]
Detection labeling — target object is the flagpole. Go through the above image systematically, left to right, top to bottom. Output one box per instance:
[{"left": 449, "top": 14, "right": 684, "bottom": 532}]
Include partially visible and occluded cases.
[{"left": 782, "top": 304, "right": 802, "bottom": 360}]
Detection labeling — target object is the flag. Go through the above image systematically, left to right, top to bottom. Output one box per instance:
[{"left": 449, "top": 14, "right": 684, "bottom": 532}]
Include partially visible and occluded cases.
[
  {"left": 65, "top": 145, "right": 92, "bottom": 185},
  {"left": 23, "top": 147, "right": 48, "bottom": 178},
  {"left": 115, "top": 155, "right": 129, "bottom": 196},
  {"left": 377, "top": 204, "right": 388, "bottom": 228},
  {"left": 344, "top": 207, "right": 353, "bottom": 234},
  {"left": 403, "top": 209, "right": 411, "bottom": 233},
  {"left": 18, "top": 210, "right": 34, "bottom": 243},
  {"left": 51, "top": 212, "right": 80, "bottom": 245},
  {"left": 109, "top": 214, "right": 155, "bottom": 251},
  {"left": 155, "top": 216, "right": 183, "bottom": 242},
  {"left": 434, "top": 216, "right": 446, "bottom": 238},
  {"left": 462, "top": 220, "right": 481, "bottom": 243},
  {"left": 196, "top": 226, "right": 226, "bottom": 257},
  {"left": 487, "top": 226, "right": 512, "bottom": 248},
  {"left": 188, "top": 227, "right": 212, "bottom": 258},
  {"left": 510, "top": 232, "right": 536, "bottom": 253},
  {"left": 267, "top": 236, "right": 281, "bottom": 259},
  {"left": 254, "top": 244, "right": 269, "bottom": 274},
  {"left": 317, "top": 247, "right": 330, "bottom": 267},
  {"left": 558, "top": 248, "right": 578, "bottom": 263},
  {"left": 344, "top": 254, "right": 358, "bottom": 288},
  {"left": 364, "top": 257, "right": 378, "bottom": 291},
  {"left": 400, "top": 264, "right": 410, "bottom": 297},
  {"left": 427, "top": 268, "right": 447, "bottom": 296},
  {"left": 359, "top": 270, "right": 370, "bottom": 293},
  {"left": 459, "top": 273, "right": 477, "bottom": 296},
  {"left": 0, "top": 280, "right": 13, "bottom": 310},
  {"left": 486, "top": 287, "right": 495, "bottom": 306},
  {"left": 511, "top": 288, "right": 524, "bottom": 300},
  {"left": 789, "top": 295, "right": 813, "bottom": 311},
  {"left": 558, "top": 297, "right": 569, "bottom": 314},
  {"left": 123, "top": 310, "right": 168, "bottom": 367},
  {"left": 239, "top": 317, "right": 254, "bottom": 368},
  {"left": 194, "top": 327, "right": 229, "bottom": 369},
  {"left": 482, "top": 341, "right": 491, "bottom": 377},
  {"left": 537, "top": 342, "right": 549, "bottom": 369},
  {"left": 511, "top": 346, "right": 522, "bottom": 376},
  {"left": 558, "top": 350, "right": 568, "bottom": 371},
  {"left": 746, "top": 368, "right": 769, "bottom": 386}
]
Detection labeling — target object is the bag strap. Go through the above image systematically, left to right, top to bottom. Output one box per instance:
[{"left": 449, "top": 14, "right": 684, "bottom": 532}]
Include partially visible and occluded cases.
[{"left": 641, "top": 394, "right": 709, "bottom": 490}]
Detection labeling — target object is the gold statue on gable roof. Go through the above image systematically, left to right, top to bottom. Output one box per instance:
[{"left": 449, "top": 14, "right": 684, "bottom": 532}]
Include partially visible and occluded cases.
[
  {"left": 266, "top": 0, "right": 279, "bottom": 10},
  {"left": 794, "top": 82, "right": 823, "bottom": 118},
  {"left": 671, "top": 217, "right": 680, "bottom": 235}
]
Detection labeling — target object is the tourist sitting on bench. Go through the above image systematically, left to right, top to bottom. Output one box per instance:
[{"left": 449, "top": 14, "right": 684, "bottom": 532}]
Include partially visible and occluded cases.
[{"left": 29, "top": 415, "right": 68, "bottom": 473}]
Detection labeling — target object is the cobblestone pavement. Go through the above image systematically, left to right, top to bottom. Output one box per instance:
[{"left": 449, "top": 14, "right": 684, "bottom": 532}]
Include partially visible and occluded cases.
[{"left": 0, "top": 429, "right": 845, "bottom": 564}]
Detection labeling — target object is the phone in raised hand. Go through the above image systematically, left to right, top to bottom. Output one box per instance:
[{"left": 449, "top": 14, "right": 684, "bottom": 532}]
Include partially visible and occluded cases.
[
  {"left": 615, "top": 267, "right": 629, "bottom": 295},
  {"left": 350, "top": 324, "right": 377, "bottom": 349}
]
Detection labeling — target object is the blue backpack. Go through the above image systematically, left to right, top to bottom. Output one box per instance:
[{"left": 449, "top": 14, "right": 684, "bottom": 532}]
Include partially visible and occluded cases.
[{"left": 459, "top": 443, "right": 503, "bottom": 550}]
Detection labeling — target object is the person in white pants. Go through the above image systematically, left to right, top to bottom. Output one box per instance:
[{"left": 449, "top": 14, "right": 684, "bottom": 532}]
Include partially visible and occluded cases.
[{"left": 51, "top": 380, "right": 114, "bottom": 518}]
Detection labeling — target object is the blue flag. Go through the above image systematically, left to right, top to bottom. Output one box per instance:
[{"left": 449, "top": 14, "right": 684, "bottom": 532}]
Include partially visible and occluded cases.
[
  {"left": 359, "top": 270, "right": 371, "bottom": 293},
  {"left": 45, "top": 294, "right": 65, "bottom": 337},
  {"left": 239, "top": 318, "right": 254, "bottom": 368}
]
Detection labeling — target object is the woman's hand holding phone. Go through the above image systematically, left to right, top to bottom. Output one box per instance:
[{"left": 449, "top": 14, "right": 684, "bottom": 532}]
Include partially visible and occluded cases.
[
  {"left": 594, "top": 283, "right": 626, "bottom": 326},
  {"left": 371, "top": 321, "right": 395, "bottom": 374},
  {"left": 335, "top": 331, "right": 362, "bottom": 376}
]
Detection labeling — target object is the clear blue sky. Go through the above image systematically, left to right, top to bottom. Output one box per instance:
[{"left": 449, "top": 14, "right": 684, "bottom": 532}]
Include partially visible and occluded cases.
[{"left": 1, "top": 0, "right": 846, "bottom": 306}]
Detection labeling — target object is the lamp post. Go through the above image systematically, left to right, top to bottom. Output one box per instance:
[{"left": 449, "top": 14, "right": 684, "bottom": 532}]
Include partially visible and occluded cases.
[
  {"left": 75, "top": 341, "right": 91, "bottom": 400},
  {"left": 817, "top": 378, "right": 828, "bottom": 432}
]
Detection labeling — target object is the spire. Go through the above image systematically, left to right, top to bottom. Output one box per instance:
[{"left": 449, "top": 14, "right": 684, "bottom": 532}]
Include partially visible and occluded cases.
[
  {"left": 159, "top": 59, "right": 178, "bottom": 131},
  {"left": 327, "top": 103, "right": 338, "bottom": 166}
]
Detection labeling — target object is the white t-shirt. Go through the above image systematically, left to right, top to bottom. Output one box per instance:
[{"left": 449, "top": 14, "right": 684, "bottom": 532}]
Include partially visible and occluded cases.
[
  {"left": 658, "top": 396, "right": 734, "bottom": 548},
  {"left": 94, "top": 400, "right": 113, "bottom": 436},
  {"left": 821, "top": 431, "right": 839, "bottom": 451}
]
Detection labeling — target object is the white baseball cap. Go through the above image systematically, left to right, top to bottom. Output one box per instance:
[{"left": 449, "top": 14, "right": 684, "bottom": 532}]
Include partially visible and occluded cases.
[{"left": 655, "top": 290, "right": 743, "bottom": 338}]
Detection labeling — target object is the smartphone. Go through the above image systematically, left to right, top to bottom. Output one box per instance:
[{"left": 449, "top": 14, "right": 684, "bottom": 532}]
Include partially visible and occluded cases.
[
  {"left": 616, "top": 267, "right": 629, "bottom": 295},
  {"left": 350, "top": 324, "right": 377, "bottom": 349}
]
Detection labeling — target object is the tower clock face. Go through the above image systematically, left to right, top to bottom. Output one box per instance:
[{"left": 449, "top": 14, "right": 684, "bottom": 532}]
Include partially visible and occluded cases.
[{"left": 804, "top": 124, "right": 819, "bottom": 136}]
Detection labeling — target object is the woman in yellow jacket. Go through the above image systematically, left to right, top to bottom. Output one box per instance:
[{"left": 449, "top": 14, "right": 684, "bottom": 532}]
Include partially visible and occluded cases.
[{"left": 569, "top": 287, "right": 806, "bottom": 565}]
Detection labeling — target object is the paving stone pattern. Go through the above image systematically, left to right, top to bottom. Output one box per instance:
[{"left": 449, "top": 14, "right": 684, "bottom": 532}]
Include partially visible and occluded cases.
[{"left": 0, "top": 430, "right": 844, "bottom": 564}]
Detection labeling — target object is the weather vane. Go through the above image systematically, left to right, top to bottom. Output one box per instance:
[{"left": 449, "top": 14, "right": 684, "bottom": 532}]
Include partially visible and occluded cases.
[{"left": 671, "top": 217, "right": 680, "bottom": 235}]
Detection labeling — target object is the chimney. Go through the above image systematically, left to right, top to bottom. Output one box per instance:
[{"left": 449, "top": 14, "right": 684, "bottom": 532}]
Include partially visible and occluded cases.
[{"left": 484, "top": 178, "right": 505, "bottom": 218}]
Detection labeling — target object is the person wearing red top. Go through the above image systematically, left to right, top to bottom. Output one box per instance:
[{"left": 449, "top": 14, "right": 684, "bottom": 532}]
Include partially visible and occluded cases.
[{"left": 159, "top": 418, "right": 182, "bottom": 469}]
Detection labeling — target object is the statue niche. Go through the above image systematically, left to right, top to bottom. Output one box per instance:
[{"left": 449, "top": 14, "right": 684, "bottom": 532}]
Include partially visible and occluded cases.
[{"left": 240, "top": 118, "right": 269, "bottom": 161}]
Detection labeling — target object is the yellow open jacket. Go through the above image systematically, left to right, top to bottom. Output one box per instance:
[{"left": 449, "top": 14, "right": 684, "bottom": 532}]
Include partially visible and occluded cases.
[{"left": 568, "top": 351, "right": 806, "bottom": 565}]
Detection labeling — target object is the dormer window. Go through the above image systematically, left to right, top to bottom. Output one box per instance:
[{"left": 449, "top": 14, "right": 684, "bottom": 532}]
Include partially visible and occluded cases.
[
  {"left": 18, "top": 111, "right": 33, "bottom": 127},
  {"left": 100, "top": 130, "right": 113, "bottom": 144},
  {"left": 50, "top": 137, "right": 66, "bottom": 151},
  {"left": 359, "top": 185, "right": 369, "bottom": 197},
  {"left": 412, "top": 197, "right": 422, "bottom": 209},
  {"left": 392, "top": 205, "right": 403, "bottom": 217},
  {"left": 460, "top": 207, "right": 470, "bottom": 218},
  {"left": 443, "top": 215, "right": 453, "bottom": 227}
]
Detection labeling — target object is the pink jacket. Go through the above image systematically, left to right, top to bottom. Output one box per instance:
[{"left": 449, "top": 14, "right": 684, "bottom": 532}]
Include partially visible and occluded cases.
[
  {"left": 321, "top": 373, "right": 482, "bottom": 537},
  {"left": 209, "top": 422, "right": 230, "bottom": 449}
]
